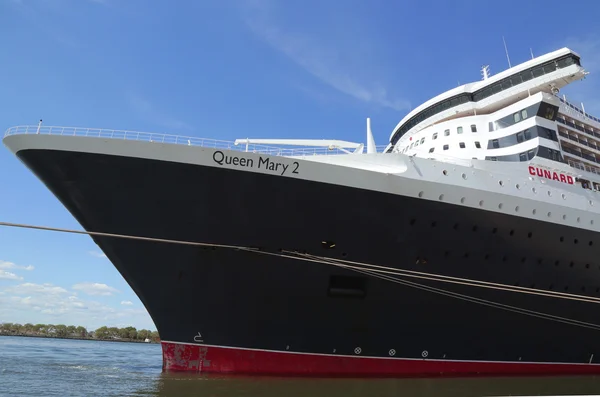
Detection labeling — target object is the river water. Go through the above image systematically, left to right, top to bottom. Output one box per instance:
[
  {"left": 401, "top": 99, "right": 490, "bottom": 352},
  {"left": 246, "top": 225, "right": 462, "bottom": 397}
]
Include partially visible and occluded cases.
[{"left": 3, "top": 335, "right": 600, "bottom": 396}]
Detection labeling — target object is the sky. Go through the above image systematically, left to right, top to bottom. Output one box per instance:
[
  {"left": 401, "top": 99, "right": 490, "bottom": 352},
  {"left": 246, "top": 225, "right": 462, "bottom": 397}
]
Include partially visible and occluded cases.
[{"left": 0, "top": 0, "right": 599, "bottom": 332}]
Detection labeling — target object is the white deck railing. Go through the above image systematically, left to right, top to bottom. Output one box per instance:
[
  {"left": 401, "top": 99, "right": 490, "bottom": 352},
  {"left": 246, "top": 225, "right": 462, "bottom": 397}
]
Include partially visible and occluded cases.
[{"left": 3, "top": 125, "right": 387, "bottom": 157}]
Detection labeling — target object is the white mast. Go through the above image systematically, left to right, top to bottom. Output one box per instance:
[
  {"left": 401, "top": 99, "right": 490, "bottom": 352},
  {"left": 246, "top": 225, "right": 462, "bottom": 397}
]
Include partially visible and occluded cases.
[{"left": 366, "top": 118, "right": 376, "bottom": 154}]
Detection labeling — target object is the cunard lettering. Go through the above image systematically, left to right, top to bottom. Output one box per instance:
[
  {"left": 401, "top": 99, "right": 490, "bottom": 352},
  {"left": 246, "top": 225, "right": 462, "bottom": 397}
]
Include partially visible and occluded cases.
[
  {"left": 212, "top": 150, "right": 299, "bottom": 176},
  {"left": 528, "top": 166, "right": 574, "bottom": 185}
]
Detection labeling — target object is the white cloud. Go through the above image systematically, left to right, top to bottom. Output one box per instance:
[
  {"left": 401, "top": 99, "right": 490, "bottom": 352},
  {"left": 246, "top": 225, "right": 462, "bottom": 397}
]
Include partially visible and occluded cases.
[
  {"left": 242, "top": 1, "right": 409, "bottom": 111},
  {"left": 88, "top": 251, "right": 107, "bottom": 258},
  {"left": 0, "top": 260, "right": 34, "bottom": 271},
  {"left": 0, "top": 270, "right": 23, "bottom": 281},
  {"left": 0, "top": 282, "right": 154, "bottom": 330},
  {"left": 72, "top": 282, "right": 119, "bottom": 296},
  {"left": 7, "top": 283, "right": 68, "bottom": 295},
  {"left": 120, "top": 300, "right": 133, "bottom": 306}
]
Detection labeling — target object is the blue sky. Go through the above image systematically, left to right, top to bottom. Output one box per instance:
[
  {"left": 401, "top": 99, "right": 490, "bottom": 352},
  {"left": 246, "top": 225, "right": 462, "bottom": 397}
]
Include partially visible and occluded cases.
[{"left": 0, "top": 0, "right": 599, "bottom": 331}]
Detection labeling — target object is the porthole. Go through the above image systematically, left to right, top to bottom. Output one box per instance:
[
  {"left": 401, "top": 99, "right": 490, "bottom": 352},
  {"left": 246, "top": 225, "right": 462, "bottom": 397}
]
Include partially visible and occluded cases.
[
  {"left": 443, "top": 170, "right": 448, "bottom": 176},
  {"left": 462, "top": 173, "right": 467, "bottom": 180},
  {"left": 499, "top": 181, "right": 504, "bottom": 186},
  {"left": 516, "top": 184, "right": 521, "bottom": 189},
  {"left": 532, "top": 187, "right": 537, "bottom": 193},
  {"left": 418, "top": 191, "right": 424, "bottom": 198},
  {"left": 547, "top": 191, "right": 552, "bottom": 197},
  {"left": 562, "top": 193, "right": 566, "bottom": 200},
  {"left": 439, "top": 194, "right": 444, "bottom": 201},
  {"left": 460, "top": 197, "right": 466, "bottom": 204},
  {"left": 479, "top": 200, "right": 484, "bottom": 207},
  {"left": 498, "top": 203, "right": 503, "bottom": 209},
  {"left": 515, "top": 206, "right": 520, "bottom": 212},
  {"left": 532, "top": 209, "right": 537, "bottom": 215},
  {"left": 548, "top": 212, "right": 552, "bottom": 218},
  {"left": 562, "top": 214, "right": 567, "bottom": 220},
  {"left": 577, "top": 217, "right": 581, "bottom": 223},
  {"left": 409, "top": 219, "right": 416, "bottom": 225},
  {"left": 592, "top": 220, "right": 595, "bottom": 225},
  {"left": 431, "top": 221, "right": 437, "bottom": 227},
  {"left": 453, "top": 223, "right": 459, "bottom": 230},
  {"left": 472, "top": 225, "right": 478, "bottom": 232},
  {"left": 492, "top": 227, "right": 498, "bottom": 234},
  {"left": 509, "top": 230, "right": 514, "bottom": 236},
  {"left": 528, "top": 232, "right": 533, "bottom": 238},
  {"left": 560, "top": 236, "right": 564, "bottom": 242},
  {"left": 574, "top": 239, "right": 579, "bottom": 244},
  {"left": 590, "top": 241, "right": 594, "bottom": 246},
  {"left": 464, "top": 252, "right": 470, "bottom": 258},
  {"left": 484, "top": 254, "right": 490, "bottom": 260},
  {"left": 502, "top": 255, "right": 507, "bottom": 262},
  {"left": 521, "top": 257, "right": 526, "bottom": 263},
  {"left": 555, "top": 260, "right": 559, "bottom": 266},
  {"left": 570, "top": 262, "right": 574, "bottom": 268},
  {"left": 586, "top": 264, "right": 591, "bottom": 269}
]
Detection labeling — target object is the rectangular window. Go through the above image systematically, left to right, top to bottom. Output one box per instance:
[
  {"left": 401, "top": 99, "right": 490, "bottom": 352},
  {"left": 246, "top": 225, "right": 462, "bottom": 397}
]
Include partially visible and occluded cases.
[
  {"left": 521, "top": 109, "right": 528, "bottom": 119},
  {"left": 514, "top": 112, "right": 521, "bottom": 123},
  {"left": 488, "top": 122, "right": 494, "bottom": 132},
  {"left": 471, "top": 124, "right": 477, "bottom": 133},
  {"left": 456, "top": 127, "right": 462, "bottom": 134},
  {"left": 445, "top": 129, "right": 451, "bottom": 136},
  {"left": 524, "top": 129, "right": 531, "bottom": 140},
  {"left": 516, "top": 132, "right": 524, "bottom": 143},
  {"left": 492, "top": 139, "right": 499, "bottom": 148},
  {"left": 475, "top": 141, "right": 481, "bottom": 148},
  {"left": 459, "top": 142, "right": 465, "bottom": 148},
  {"left": 443, "top": 144, "right": 449, "bottom": 150},
  {"left": 519, "top": 152, "right": 527, "bottom": 162}
]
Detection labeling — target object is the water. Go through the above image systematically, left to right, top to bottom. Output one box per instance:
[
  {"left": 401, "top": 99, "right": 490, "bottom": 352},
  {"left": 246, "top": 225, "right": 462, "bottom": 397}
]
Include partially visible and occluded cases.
[{"left": 3, "top": 336, "right": 600, "bottom": 396}]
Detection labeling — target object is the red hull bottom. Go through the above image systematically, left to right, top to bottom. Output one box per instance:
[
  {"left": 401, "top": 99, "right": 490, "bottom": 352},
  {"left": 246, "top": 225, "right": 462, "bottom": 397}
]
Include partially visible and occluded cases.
[{"left": 161, "top": 342, "right": 600, "bottom": 377}]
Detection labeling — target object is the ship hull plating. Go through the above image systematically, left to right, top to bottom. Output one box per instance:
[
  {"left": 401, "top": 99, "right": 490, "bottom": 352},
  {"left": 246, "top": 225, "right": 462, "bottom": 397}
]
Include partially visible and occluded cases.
[{"left": 14, "top": 147, "right": 600, "bottom": 376}]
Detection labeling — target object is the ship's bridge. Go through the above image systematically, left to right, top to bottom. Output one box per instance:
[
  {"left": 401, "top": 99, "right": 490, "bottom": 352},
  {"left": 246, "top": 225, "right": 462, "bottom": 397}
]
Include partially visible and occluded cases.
[{"left": 386, "top": 47, "right": 586, "bottom": 153}]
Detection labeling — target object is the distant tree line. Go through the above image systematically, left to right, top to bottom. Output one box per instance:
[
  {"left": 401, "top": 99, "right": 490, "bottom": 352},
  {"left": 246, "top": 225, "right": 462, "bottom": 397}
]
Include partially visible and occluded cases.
[{"left": 0, "top": 323, "right": 160, "bottom": 342}]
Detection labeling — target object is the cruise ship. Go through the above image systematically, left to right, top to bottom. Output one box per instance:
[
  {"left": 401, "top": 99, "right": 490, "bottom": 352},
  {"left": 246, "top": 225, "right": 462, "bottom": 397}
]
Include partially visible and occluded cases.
[{"left": 4, "top": 47, "right": 600, "bottom": 377}]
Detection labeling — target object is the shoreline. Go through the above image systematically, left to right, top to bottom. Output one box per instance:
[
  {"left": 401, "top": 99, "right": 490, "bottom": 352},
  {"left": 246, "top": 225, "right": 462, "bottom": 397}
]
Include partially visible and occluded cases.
[{"left": 0, "top": 333, "right": 160, "bottom": 344}]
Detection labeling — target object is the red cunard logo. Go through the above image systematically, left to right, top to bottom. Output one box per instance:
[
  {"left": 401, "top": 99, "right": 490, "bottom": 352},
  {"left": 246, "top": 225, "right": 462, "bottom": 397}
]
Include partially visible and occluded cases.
[{"left": 528, "top": 166, "right": 574, "bottom": 184}]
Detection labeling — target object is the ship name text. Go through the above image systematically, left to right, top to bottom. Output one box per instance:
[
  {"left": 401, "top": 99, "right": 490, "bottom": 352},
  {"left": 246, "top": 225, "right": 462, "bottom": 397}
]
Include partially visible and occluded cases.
[
  {"left": 212, "top": 150, "right": 299, "bottom": 176},
  {"left": 528, "top": 166, "right": 574, "bottom": 185}
]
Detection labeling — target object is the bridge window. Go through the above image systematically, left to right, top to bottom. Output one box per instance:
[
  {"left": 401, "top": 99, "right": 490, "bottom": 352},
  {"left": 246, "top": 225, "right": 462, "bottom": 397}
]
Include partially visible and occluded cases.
[
  {"left": 514, "top": 112, "right": 521, "bottom": 123},
  {"left": 489, "top": 122, "right": 494, "bottom": 132},
  {"left": 471, "top": 124, "right": 477, "bottom": 133},
  {"left": 456, "top": 127, "right": 462, "bottom": 135},
  {"left": 516, "top": 132, "right": 524, "bottom": 143},
  {"left": 492, "top": 139, "right": 500, "bottom": 148},
  {"left": 475, "top": 141, "right": 481, "bottom": 148},
  {"left": 459, "top": 142, "right": 466, "bottom": 148},
  {"left": 443, "top": 144, "right": 449, "bottom": 150},
  {"left": 519, "top": 152, "right": 527, "bottom": 162}
]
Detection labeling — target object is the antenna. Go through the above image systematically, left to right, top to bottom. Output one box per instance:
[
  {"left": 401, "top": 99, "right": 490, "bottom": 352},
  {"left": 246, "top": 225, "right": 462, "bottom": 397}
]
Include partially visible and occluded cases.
[
  {"left": 502, "top": 36, "right": 512, "bottom": 68},
  {"left": 530, "top": 48, "right": 534, "bottom": 59},
  {"left": 481, "top": 65, "right": 490, "bottom": 80}
]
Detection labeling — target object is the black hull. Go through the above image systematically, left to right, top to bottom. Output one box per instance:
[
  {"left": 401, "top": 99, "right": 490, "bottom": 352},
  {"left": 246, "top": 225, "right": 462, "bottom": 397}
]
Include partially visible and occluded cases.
[{"left": 14, "top": 148, "right": 600, "bottom": 374}]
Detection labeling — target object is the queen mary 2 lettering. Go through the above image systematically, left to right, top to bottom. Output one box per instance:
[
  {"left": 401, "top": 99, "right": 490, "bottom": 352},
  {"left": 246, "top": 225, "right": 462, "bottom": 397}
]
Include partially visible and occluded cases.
[
  {"left": 7, "top": 47, "right": 600, "bottom": 377},
  {"left": 212, "top": 150, "right": 299, "bottom": 175}
]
